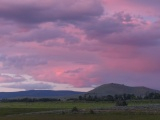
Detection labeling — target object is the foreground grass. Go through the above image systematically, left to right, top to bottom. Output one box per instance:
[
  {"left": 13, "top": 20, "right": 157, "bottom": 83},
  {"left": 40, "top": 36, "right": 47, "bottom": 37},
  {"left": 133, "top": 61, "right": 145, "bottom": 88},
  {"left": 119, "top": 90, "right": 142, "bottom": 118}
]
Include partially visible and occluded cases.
[
  {"left": 0, "top": 100, "right": 160, "bottom": 119},
  {"left": 0, "top": 101, "right": 113, "bottom": 116},
  {"left": 0, "top": 108, "right": 55, "bottom": 116},
  {"left": 0, "top": 112, "right": 160, "bottom": 120}
]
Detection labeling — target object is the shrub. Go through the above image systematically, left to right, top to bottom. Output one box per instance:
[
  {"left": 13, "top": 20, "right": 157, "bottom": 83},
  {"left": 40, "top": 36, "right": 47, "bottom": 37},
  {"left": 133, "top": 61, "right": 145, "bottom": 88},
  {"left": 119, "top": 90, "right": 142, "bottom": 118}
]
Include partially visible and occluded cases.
[
  {"left": 115, "top": 99, "right": 128, "bottom": 106},
  {"left": 71, "top": 106, "right": 79, "bottom": 112},
  {"left": 89, "top": 109, "right": 95, "bottom": 114},
  {"left": 62, "top": 111, "right": 65, "bottom": 114}
]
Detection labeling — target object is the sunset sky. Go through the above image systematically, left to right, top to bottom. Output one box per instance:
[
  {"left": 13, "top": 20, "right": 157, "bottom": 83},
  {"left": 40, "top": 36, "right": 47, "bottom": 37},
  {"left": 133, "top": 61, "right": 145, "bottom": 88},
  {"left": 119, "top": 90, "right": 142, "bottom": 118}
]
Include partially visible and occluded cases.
[{"left": 0, "top": 0, "right": 160, "bottom": 92}]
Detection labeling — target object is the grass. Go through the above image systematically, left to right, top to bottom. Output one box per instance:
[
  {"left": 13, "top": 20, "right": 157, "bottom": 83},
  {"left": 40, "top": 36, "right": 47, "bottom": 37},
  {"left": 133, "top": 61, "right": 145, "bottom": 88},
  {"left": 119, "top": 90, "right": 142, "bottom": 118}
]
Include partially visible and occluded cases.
[
  {"left": 129, "top": 99, "right": 160, "bottom": 106},
  {"left": 0, "top": 100, "right": 160, "bottom": 119},
  {"left": 1, "top": 100, "right": 160, "bottom": 109},
  {"left": 0, "top": 101, "right": 114, "bottom": 109},
  {"left": 0, "top": 101, "right": 114, "bottom": 116},
  {"left": 0, "top": 108, "right": 55, "bottom": 116},
  {"left": 0, "top": 112, "right": 160, "bottom": 120}
]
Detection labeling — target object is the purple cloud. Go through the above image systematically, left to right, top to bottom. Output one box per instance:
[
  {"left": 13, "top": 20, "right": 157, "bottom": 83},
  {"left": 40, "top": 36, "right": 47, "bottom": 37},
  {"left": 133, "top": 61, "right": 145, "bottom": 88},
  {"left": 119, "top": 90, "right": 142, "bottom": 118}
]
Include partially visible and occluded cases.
[
  {"left": 0, "top": 0, "right": 103, "bottom": 24},
  {"left": 0, "top": 0, "right": 160, "bottom": 91},
  {"left": 81, "top": 12, "right": 136, "bottom": 40},
  {"left": 0, "top": 55, "right": 47, "bottom": 69},
  {"left": 64, "top": 68, "right": 83, "bottom": 74},
  {"left": 0, "top": 74, "right": 25, "bottom": 83},
  {"left": 5, "top": 83, "right": 53, "bottom": 90}
]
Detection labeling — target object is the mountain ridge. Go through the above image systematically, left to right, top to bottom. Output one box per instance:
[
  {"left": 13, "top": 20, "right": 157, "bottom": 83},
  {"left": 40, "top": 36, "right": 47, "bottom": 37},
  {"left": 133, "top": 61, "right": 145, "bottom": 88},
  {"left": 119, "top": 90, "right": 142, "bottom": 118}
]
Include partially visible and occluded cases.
[{"left": 0, "top": 90, "right": 84, "bottom": 99}]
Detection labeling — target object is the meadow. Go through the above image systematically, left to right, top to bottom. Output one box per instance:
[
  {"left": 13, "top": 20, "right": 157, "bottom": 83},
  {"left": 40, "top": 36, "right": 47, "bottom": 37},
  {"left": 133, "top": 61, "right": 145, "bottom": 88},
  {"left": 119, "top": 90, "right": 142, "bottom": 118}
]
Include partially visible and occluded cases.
[
  {"left": 0, "top": 100, "right": 160, "bottom": 120},
  {"left": 1, "top": 113, "right": 160, "bottom": 120}
]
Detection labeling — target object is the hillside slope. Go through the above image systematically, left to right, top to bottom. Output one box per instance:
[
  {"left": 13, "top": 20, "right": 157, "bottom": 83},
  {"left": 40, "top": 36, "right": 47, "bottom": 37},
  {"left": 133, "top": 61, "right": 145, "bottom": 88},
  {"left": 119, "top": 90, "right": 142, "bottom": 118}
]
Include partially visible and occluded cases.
[{"left": 87, "top": 83, "right": 159, "bottom": 96}]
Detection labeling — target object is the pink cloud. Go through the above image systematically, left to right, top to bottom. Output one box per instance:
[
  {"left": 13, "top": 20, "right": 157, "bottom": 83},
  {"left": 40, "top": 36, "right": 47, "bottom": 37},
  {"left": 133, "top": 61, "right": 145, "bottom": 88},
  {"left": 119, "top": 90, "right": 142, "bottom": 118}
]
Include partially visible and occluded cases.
[
  {"left": 0, "top": 0, "right": 160, "bottom": 91},
  {"left": 102, "top": 0, "right": 160, "bottom": 17}
]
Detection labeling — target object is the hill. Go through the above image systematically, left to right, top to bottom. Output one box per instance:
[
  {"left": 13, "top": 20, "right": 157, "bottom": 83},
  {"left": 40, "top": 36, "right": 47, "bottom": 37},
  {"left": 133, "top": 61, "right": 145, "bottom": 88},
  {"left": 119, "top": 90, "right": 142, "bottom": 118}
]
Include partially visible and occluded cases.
[
  {"left": 0, "top": 83, "right": 159, "bottom": 99},
  {"left": 86, "top": 83, "right": 159, "bottom": 97},
  {"left": 0, "top": 90, "right": 84, "bottom": 99}
]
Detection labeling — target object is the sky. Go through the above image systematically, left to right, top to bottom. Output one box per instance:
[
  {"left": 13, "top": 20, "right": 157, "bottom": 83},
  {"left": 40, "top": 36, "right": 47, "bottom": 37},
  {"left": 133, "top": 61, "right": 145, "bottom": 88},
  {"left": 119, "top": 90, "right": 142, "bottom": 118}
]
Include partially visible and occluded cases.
[{"left": 0, "top": 0, "right": 160, "bottom": 92}]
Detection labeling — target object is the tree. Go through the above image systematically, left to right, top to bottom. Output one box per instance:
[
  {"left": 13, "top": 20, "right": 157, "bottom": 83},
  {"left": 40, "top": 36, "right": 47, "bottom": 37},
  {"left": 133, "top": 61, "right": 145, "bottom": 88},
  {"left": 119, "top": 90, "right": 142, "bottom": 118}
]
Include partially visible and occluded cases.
[
  {"left": 106, "top": 95, "right": 114, "bottom": 101},
  {"left": 79, "top": 96, "right": 83, "bottom": 100}
]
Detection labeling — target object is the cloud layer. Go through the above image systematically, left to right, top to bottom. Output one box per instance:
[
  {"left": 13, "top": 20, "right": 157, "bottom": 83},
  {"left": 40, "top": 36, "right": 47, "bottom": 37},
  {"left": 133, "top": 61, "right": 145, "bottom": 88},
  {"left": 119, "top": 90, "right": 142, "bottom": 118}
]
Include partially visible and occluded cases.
[{"left": 0, "top": 0, "right": 160, "bottom": 91}]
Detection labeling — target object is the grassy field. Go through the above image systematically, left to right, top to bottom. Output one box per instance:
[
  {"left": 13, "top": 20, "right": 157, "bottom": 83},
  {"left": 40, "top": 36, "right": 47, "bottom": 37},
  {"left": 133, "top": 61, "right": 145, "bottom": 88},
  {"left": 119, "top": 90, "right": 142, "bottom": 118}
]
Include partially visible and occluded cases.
[
  {"left": 129, "top": 99, "right": 160, "bottom": 106},
  {"left": 0, "top": 100, "right": 160, "bottom": 120},
  {"left": 1, "top": 100, "right": 160, "bottom": 109},
  {"left": 0, "top": 101, "right": 114, "bottom": 109},
  {"left": 0, "top": 101, "right": 114, "bottom": 116},
  {"left": 0, "top": 112, "right": 160, "bottom": 120}
]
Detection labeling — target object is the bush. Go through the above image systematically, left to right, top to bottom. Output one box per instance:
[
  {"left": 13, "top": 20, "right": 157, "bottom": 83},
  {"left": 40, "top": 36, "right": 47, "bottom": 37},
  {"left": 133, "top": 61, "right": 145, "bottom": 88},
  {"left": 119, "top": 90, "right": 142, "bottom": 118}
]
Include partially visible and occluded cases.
[
  {"left": 115, "top": 99, "right": 128, "bottom": 106},
  {"left": 71, "top": 106, "right": 79, "bottom": 112},
  {"left": 89, "top": 109, "right": 95, "bottom": 114},
  {"left": 62, "top": 111, "right": 65, "bottom": 114}
]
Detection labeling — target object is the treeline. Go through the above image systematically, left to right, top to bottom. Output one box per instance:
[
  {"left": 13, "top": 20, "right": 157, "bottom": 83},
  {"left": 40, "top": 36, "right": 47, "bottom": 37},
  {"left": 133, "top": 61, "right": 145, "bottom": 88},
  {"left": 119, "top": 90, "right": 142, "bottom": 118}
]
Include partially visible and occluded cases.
[
  {"left": 1, "top": 92, "right": 160, "bottom": 102},
  {"left": 67, "top": 92, "right": 160, "bottom": 102},
  {"left": 144, "top": 92, "right": 160, "bottom": 99},
  {"left": 77, "top": 94, "right": 138, "bottom": 102},
  {"left": 0, "top": 98, "right": 60, "bottom": 102}
]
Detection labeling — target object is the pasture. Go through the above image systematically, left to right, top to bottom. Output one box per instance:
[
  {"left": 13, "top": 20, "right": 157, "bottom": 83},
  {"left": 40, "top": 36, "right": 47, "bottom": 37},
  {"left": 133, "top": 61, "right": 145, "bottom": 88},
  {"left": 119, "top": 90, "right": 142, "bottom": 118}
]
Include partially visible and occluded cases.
[
  {"left": 0, "top": 100, "right": 160, "bottom": 120},
  {"left": 0, "top": 112, "right": 160, "bottom": 120}
]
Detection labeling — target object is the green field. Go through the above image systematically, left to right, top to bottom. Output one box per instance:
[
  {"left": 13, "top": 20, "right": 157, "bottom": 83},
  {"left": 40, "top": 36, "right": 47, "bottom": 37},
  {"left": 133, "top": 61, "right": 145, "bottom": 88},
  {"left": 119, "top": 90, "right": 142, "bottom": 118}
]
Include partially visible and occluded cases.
[
  {"left": 0, "top": 100, "right": 160, "bottom": 120},
  {"left": 1, "top": 100, "right": 160, "bottom": 108},
  {"left": 0, "top": 101, "right": 114, "bottom": 109},
  {"left": 0, "top": 101, "right": 114, "bottom": 116},
  {"left": 0, "top": 112, "right": 160, "bottom": 120}
]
